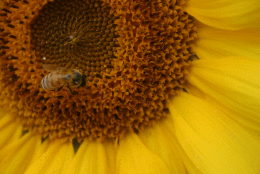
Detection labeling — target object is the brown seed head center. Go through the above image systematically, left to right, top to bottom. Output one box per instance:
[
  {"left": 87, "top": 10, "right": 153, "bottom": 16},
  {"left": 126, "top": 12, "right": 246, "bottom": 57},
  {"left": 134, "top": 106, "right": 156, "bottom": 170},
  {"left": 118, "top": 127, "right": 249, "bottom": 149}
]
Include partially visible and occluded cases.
[{"left": 0, "top": 0, "right": 197, "bottom": 140}]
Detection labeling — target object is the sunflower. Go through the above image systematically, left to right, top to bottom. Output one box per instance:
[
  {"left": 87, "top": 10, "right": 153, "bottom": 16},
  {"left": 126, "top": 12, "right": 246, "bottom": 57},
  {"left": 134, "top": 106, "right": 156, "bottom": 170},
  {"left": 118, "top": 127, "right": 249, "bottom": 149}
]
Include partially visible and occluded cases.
[{"left": 0, "top": 0, "right": 260, "bottom": 173}]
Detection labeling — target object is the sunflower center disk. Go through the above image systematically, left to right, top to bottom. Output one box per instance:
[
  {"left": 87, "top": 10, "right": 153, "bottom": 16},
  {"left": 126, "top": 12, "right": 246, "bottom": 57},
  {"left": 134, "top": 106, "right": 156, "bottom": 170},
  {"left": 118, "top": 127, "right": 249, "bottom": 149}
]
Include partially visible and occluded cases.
[
  {"left": 0, "top": 0, "right": 197, "bottom": 140},
  {"left": 31, "top": 0, "right": 118, "bottom": 74}
]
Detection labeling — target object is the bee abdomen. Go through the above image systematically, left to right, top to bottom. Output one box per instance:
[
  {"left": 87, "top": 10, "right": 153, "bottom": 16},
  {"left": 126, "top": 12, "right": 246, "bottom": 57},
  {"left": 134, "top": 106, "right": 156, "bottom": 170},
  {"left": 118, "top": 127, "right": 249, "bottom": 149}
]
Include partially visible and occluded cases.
[
  {"left": 41, "top": 73, "right": 59, "bottom": 90},
  {"left": 41, "top": 74, "right": 50, "bottom": 90}
]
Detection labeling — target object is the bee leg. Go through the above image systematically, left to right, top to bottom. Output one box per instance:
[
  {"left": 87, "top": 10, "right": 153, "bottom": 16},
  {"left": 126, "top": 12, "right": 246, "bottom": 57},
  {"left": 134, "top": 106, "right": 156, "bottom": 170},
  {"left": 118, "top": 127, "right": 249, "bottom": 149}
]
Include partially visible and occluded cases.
[
  {"left": 56, "top": 86, "right": 63, "bottom": 92},
  {"left": 67, "top": 86, "right": 75, "bottom": 95}
]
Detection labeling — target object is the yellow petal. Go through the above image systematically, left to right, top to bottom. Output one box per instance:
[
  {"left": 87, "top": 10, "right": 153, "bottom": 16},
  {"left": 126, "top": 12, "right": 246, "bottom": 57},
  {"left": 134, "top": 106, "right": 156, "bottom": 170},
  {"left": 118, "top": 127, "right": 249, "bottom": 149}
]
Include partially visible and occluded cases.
[
  {"left": 185, "top": 0, "right": 260, "bottom": 30},
  {"left": 194, "top": 22, "right": 260, "bottom": 60},
  {"left": 187, "top": 57, "right": 260, "bottom": 131},
  {"left": 170, "top": 92, "right": 260, "bottom": 174},
  {"left": 0, "top": 112, "right": 23, "bottom": 149},
  {"left": 138, "top": 118, "right": 186, "bottom": 174},
  {"left": 162, "top": 118, "right": 203, "bottom": 174},
  {"left": 116, "top": 132, "right": 170, "bottom": 174},
  {"left": 0, "top": 133, "right": 41, "bottom": 174},
  {"left": 24, "top": 139, "right": 74, "bottom": 174},
  {"left": 63, "top": 140, "right": 113, "bottom": 174},
  {"left": 103, "top": 140, "right": 117, "bottom": 174},
  {"left": 62, "top": 141, "right": 89, "bottom": 174}
]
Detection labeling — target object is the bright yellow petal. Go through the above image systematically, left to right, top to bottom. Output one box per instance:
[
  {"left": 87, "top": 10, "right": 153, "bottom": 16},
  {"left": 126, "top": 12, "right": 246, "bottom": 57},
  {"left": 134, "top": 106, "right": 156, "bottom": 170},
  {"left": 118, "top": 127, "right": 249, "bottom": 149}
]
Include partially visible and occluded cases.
[
  {"left": 185, "top": 0, "right": 260, "bottom": 30},
  {"left": 194, "top": 22, "right": 260, "bottom": 60},
  {"left": 187, "top": 57, "right": 260, "bottom": 131},
  {"left": 170, "top": 92, "right": 260, "bottom": 174},
  {"left": 0, "top": 112, "right": 23, "bottom": 149},
  {"left": 140, "top": 117, "right": 204, "bottom": 174},
  {"left": 138, "top": 118, "right": 186, "bottom": 174},
  {"left": 162, "top": 118, "right": 203, "bottom": 174},
  {"left": 116, "top": 132, "right": 170, "bottom": 174},
  {"left": 0, "top": 133, "right": 41, "bottom": 174},
  {"left": 24, "top": 139, "right": 74, "bottom": 174},
  {"left": 63, "top": 140, "right": 113, "bottom": 174},
  {"left": 103, "top": 140, "right": 117, "bottom": 174},
  {"left": 62, "top": 141, "right": 89, "bottom": 174},
  {"left": 63, "top": 141, "right": 115, "bottom": 174},
  {"left": 81, "top": 141, "right": 112, "bottom": 174}
]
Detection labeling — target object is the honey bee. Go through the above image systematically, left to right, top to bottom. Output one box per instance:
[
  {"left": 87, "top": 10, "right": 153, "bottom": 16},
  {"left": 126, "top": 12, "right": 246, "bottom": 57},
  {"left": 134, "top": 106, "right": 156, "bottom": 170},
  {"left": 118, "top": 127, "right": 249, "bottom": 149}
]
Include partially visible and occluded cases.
[{"left": 41, "top": 64, "right": 83, "bottom": 94}]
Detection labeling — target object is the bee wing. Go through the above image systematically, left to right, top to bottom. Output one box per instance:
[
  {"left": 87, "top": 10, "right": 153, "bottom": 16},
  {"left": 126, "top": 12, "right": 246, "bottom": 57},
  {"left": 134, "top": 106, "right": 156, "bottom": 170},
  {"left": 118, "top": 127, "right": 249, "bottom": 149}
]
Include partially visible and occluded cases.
[{"left": 42, "top": 64, "right": 70, "bottom": 73}]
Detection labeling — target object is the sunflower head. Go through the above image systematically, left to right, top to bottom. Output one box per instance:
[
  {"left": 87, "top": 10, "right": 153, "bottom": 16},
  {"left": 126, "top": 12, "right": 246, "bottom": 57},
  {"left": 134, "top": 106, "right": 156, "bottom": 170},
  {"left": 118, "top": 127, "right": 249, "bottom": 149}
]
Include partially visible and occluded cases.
[{"left": 0, "top": 0, "right": 196, "bottom": 140}]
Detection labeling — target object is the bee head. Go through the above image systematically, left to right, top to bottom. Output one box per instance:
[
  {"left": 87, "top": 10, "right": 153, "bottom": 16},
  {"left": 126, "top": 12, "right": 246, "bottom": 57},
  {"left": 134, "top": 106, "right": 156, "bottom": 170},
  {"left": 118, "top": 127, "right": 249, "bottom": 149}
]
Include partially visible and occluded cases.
[{"left": 72, "top": 70, "right": 82, "bottom": 86}]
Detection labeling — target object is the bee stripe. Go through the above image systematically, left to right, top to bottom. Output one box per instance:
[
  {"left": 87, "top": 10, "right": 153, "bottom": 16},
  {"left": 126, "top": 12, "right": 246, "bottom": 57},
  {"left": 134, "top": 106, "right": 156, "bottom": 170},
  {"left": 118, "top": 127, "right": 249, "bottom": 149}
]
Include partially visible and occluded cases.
[
  {"left": 46, "top": 73, "right": 54, "bottom": 90},
  {"left": 42, "top": 75, "right": 49, "bottom": 90},
  {"left": 42, "top": 76, "right": 48, "bottom": 90},
  {"left": 41, "top": 77, "right": 46, "bottom": 90}
]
